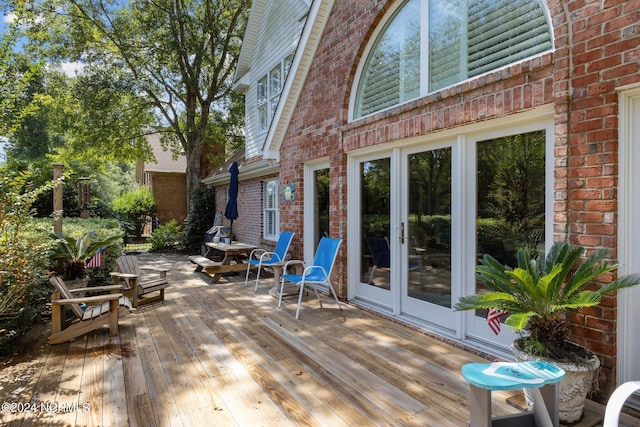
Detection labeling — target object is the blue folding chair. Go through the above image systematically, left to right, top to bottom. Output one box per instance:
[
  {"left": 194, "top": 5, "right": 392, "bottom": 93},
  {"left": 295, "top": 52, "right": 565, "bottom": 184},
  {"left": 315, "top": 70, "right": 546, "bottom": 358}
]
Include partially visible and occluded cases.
[
  {"left": 244, "top": 231, "right": 295, "bottom": 291},
  {"left": 278, "top": 237, "right": 342, "bottom": 319}
]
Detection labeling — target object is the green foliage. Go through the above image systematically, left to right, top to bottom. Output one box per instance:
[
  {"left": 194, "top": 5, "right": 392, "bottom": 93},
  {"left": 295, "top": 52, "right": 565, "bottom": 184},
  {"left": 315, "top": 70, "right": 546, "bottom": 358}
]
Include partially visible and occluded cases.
[
  {"left": 26, "top": 0, "right": 250, "bottom": 201},
  {"left": 0, "top": 5, "right": 43, "bottom": 136},
  {"left": 0, "top": 170, "right": 59, "bottom": 354},
  {"left": 112, "top": 187, "right": 157, "bottom": 237},
  {"left": 181, "top": 187, "right": 216, "bottom": 252},
  {"left": 35, "top": 217, "right": 124, "bottom": 283},
  {"left": 149, "top": 220, "right": 182, "bottom": 252},
  {"left": 49, "top": 229, "right": 123, "bottom": 280},
  {"left": 454, "top": 242, "right": 640, "bottom": 360}
]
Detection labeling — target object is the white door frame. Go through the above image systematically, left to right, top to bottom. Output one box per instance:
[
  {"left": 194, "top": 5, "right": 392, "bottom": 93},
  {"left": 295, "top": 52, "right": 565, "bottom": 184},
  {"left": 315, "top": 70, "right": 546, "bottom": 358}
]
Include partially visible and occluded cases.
[
  {"left": 617, "top": 85, "right": 640, "bottom": 385},
  {"left": 347, "top": 150, "right": 399, "bottom": 313},
  {"left": 303, "top": 158, "right": 330, "bottom": 266}
]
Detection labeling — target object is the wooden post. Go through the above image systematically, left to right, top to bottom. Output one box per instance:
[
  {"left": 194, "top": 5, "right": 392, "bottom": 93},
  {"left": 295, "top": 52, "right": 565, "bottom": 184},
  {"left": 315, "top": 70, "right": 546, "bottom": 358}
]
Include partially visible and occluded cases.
[{"left": 53, "top": 162, "right": 64, "bottom": 233}]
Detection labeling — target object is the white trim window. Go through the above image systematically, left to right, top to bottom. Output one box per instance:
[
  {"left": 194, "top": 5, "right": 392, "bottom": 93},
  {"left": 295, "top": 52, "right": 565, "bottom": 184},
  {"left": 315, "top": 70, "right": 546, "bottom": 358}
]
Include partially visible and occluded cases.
[
  {"left": 353, "top": 0, "right": 553, "bottom": 119},
  {"left": 257, "top": 53, "right": 295, "bottom": 133},
  {"left": 264, "top": 179, "right": 280, "bottom": 240}
]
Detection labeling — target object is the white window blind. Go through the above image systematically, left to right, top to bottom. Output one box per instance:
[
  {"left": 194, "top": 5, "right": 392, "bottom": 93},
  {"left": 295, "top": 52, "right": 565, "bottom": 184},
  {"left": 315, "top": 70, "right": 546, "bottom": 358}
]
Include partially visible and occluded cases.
[
  {"left": 354, "top": 0, "right": 552, "bottom": 119},
  {"left": 355, "top": 0, "right": 420, "bottom": 118},
  {"left": 429, "top": 0, "right": 465, "bottom": 92},
  {"left": 467, "top": 0, "right": 552, "bottom": 77},
  {"left": 264, "top": 180, "right": 279, "bottom": 240}
]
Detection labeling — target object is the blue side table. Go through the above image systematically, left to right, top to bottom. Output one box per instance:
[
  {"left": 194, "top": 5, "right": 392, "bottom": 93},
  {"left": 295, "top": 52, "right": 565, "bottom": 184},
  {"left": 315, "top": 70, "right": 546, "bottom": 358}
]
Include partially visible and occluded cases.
[{"left": 461, "top": 361, "right": 565, "bottom": 427}]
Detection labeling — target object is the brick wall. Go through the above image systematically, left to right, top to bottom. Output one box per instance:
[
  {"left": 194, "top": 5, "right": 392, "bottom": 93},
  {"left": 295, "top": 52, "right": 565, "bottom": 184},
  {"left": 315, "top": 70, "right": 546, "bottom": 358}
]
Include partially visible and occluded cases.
[
  {"left": 276, "top": 0, "right": 640, "bottom": 398},
  {"left": 558, "top": 0, "right": 640, "bottom": 396},
  {"left": 151, "top": 173, "right": 188, "bottom": 225},
  {"left": 215, "top": 174, "right": 280, "bottom": 248}
]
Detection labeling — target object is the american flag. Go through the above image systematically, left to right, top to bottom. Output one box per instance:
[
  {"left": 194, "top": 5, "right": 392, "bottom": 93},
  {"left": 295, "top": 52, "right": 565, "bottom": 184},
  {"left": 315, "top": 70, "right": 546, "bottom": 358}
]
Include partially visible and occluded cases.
[
  {"left": 86, "top": 248, "right": 103, "bottom": 268},
  {"left": 486, "top": 308, "right": 503, "bottom": 335}
]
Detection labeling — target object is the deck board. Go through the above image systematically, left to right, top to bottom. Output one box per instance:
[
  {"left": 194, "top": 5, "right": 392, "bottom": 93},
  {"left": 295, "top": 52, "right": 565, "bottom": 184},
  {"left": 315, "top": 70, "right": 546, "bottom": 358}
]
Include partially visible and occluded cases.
[{"left": 1, "top": 252, "right": 634, "bottom": 427}]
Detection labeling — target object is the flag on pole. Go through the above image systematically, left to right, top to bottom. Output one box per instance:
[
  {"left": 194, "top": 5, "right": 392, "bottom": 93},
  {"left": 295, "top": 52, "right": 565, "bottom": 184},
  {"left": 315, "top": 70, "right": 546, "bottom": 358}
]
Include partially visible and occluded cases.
[
  {"left": 86, "top": 248, "right": 103, "bottom": 268},
  {"left": 486, "top": 308, "right": 503, "bottom": 335}
]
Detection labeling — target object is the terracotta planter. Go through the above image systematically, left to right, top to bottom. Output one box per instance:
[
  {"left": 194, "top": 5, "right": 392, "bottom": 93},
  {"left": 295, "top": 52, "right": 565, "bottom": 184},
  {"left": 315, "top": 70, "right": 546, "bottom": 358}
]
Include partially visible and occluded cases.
[{"left": 511, "top": 340, "right": 600, "bottom": 424}]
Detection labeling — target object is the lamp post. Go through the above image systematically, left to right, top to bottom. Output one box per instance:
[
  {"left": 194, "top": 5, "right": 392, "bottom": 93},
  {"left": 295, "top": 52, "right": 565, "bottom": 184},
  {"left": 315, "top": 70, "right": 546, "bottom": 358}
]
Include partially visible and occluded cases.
[{"left": 53, "top": 162, "right": 64, "bottom": 233}]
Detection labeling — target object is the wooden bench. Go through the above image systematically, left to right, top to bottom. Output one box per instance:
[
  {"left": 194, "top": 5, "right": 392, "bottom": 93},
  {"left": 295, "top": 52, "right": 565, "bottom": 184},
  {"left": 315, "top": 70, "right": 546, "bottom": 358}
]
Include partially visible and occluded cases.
[{"left": 189, "top": 255, "right": 249, "bottom": 283}]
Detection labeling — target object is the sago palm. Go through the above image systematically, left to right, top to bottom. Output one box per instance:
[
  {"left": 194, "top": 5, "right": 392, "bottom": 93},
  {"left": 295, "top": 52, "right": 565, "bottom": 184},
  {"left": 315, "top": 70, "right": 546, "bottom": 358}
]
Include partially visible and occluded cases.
[
  {"left": 49, "top": 230, "right": 123, "bottom": 279},
  {"left": 455, "top": 241, "right": 640, "bottom": 359}
]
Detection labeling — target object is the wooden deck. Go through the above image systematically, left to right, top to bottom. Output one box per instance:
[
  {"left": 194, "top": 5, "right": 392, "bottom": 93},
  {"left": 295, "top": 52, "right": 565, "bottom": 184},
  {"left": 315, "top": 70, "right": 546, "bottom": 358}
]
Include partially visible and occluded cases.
[{"left": 0, "top": 253, "right": 634, "bottom": 427}]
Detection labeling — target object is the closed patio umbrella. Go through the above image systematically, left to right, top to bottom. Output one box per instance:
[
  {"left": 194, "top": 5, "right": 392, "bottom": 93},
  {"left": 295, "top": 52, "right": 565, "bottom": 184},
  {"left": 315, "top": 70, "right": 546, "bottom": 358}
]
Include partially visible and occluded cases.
[{"left": 224, "top": 161, "right": 239, "bottom": 237}]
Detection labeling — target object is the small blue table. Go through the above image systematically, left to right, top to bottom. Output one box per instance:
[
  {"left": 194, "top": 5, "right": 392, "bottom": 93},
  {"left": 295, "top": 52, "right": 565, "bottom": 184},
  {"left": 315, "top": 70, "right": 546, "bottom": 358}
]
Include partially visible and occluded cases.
[{"left": 461, "top": 361, "right": 565, "bottom": 427}]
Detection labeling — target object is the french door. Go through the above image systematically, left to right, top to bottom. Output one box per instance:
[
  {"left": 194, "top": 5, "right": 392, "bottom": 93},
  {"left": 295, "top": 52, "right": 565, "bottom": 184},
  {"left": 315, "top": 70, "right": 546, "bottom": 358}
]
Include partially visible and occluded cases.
[
  {"left": 349, "top": 110, "right": 553, "bottom": 352},
  {"left": 352, "top": 143, "right": 458, "bottom": 330}
]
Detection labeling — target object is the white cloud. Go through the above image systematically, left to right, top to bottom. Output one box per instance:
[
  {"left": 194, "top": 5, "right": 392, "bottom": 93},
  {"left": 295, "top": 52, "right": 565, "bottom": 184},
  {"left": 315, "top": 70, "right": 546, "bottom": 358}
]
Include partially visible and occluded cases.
[
  {"left": 3, "top": 13, "right": 17, "bottom": 24},
  {"left": 58, "top": 62, "right": 85, "bottom": 77}
]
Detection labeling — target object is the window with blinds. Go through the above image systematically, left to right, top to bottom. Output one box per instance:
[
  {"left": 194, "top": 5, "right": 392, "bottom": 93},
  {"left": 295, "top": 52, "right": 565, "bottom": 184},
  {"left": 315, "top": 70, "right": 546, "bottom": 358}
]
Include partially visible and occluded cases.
[
  {"left": 354, "top": 0, "right": 552, "bottom": 119},
  {"left": 355, "top": 0, "right": 420, "bottom": 118},
  {"left": 264, "top": 180, "right": 279, "bottom": 240}
]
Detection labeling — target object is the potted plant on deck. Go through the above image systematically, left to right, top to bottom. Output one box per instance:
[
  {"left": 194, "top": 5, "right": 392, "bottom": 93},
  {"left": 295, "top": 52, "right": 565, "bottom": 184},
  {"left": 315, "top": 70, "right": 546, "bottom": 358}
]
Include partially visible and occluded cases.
[
  {"left": 49, "top": 230, "right": 123, "bottom": 284},
  {"left": 454, "top": 241, "right": 640, "bottom": 423}
]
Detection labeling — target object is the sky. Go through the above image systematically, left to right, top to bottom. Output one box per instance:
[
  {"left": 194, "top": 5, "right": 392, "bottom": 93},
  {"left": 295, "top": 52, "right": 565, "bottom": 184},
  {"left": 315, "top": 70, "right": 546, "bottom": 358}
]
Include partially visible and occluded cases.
[
  {"left": 0, "top": 8, "right": 83, "bottom": 162},
  {"left": 2, "top": 9, "right": 83, "bottom": 76}
]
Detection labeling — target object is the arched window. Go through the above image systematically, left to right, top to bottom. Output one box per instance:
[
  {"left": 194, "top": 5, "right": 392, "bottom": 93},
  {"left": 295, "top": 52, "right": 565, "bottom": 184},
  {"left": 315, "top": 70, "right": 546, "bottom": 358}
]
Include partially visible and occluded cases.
[{"left": 353, "top": 0, "right": 553, "bottom": 119}]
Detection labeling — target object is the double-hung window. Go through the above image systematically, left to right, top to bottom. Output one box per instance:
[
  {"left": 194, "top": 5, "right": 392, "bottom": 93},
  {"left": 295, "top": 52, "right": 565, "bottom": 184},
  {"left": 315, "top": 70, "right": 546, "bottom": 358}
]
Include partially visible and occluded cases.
[
  {"left": 257, "top": 53, "right": 295, "bottom": 133},
  {"left": 264, "top": 180, "right": 279, "bottom": 240}
]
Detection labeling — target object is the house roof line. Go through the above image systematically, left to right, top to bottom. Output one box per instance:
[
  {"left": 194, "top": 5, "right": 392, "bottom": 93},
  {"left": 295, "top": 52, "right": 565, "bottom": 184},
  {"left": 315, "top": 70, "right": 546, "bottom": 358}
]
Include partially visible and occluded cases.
[
  {"left": 233, "top": 0, "right": 266, "bottom": 89},
  {"left": 262, "top": 0, "right": 335, "bottom": 162}
]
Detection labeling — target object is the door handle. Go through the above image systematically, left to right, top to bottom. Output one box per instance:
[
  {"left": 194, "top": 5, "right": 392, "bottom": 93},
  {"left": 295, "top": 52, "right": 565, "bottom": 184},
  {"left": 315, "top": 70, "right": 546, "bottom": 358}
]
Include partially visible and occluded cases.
[{"left": 400, "top": 222, "right": 405, "bottom": 244}]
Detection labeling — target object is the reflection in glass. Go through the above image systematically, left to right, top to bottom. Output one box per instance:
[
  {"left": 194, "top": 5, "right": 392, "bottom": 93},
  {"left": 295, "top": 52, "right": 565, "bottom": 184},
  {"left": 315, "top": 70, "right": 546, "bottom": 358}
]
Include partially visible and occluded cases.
[
  {"left": 476, "top": 130, "right": 545, "bottom": 298},
  {"left": 407, "top": 148, "right": 452, "bottom": 307},
  {"left": 360, "top": 159, "right": 391, "bottom": 289},
  {"left": 314, "top": 168, "right": 330, "bottom": 245}
]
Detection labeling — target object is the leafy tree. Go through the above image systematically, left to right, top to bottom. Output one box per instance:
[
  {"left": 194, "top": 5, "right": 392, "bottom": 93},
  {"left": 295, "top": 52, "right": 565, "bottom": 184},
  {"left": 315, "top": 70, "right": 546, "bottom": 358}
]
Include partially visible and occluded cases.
[
  {"left": 26, "top": 0, "right": 249, "bottom": 203},
  {"left": 0, "top": 3, "right": 42, "bottom": 136}
]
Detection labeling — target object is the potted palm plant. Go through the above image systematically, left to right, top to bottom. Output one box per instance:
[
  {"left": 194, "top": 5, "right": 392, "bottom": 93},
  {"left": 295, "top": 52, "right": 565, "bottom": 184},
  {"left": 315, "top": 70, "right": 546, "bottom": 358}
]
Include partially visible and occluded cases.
[
  {"left": 49, "top": 230, "right": 123, "bottom": 282},
  {"left": 454, "top": 241, "right": 640, "bottom": 423}
]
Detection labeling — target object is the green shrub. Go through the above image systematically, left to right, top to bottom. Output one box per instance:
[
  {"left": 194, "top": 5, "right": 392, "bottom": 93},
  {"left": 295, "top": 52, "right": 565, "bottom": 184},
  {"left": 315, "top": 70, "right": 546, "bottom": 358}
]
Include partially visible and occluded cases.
[
  {"left": 0, "top": 171, "right": 59, "bottom": 354},
  {"left": 112, "top": 187, "right": 157, "bottom": 237},
  {"left": 181, "top": 187, "right": 215, "bottom": 252},
  {"left": 149, "top": 220, "right": 182, "bottom": 252}
]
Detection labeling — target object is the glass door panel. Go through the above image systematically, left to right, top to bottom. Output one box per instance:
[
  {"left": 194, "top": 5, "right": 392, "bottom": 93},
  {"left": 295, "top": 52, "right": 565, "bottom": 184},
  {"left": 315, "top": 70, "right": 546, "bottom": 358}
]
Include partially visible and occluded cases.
[
  {"left": 472, "top": 130, "right": 546, "bottom": 342},
  {"left": 401, "top": 146, "right": 456, "bottom": 331},
  {"left": 406, "top": 148, "right": 452, "bottom": 307},
  {"left": 360, "top": 158, "right": 392, "bottom": 290},
  {"left": 314, "top": 168, "right": 330, "bottom": 244}
]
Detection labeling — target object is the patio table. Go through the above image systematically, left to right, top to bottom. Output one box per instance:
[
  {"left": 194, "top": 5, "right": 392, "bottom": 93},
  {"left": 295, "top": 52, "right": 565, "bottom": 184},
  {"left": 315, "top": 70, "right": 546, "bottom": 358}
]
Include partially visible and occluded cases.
[{"left": 189, "top": 241, "right": 257, "bottom": 283}]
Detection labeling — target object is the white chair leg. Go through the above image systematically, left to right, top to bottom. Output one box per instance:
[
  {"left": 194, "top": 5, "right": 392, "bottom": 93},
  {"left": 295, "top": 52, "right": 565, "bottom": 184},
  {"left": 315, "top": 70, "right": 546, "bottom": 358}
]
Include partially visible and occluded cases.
[
  {"left": 244, "top": 263, "right": 251, "bottom": 286},
  {"left": 254, "top": 265, "right": 262, "bottom": 292},
  {"left": 368, "top": 265, "right": 377, "bottom": 284},
  {"left": 278, "top": 277, "right": 286, "bottom": 308},
  {"left": 295, "top": 282, "right": 305, "bottom": 319},
  {"left": 328, "top": 282, "right": 342, "bottom": 311},
  {"left": 312, "top": 285, "right": 323, "bottom": 308},
  {"left": 603, "top": 381, "right": 640, "bottom": 427}
]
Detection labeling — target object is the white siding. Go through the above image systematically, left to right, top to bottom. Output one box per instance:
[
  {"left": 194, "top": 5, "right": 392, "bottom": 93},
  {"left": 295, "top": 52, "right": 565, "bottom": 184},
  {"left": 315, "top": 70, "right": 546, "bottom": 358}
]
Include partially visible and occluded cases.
[{"left": 244, "top": 0, "right": 308, "bottom": 160}]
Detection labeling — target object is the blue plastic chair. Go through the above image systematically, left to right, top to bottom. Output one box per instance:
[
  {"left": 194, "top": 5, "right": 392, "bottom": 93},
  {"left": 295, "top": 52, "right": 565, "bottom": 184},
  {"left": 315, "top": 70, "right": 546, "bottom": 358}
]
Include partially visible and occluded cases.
[
  {"left": 244, "top": 231, "right": 295, "bottom": 291},
  {"left": 278, "top": 237, "right": 342, "bottom": 319}
]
